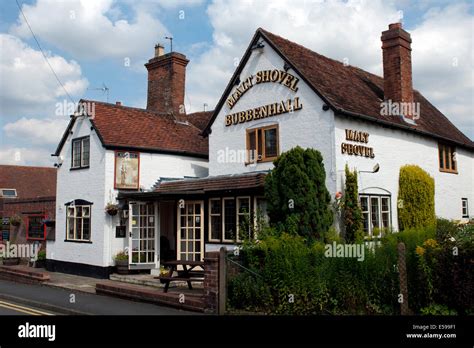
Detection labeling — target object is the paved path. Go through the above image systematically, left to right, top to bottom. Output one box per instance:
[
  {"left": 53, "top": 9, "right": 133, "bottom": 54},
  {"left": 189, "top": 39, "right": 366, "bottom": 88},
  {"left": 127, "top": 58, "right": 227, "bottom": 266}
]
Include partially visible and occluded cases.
[{"left": 0, "top": 279, "right": 194, "bottom": 315}]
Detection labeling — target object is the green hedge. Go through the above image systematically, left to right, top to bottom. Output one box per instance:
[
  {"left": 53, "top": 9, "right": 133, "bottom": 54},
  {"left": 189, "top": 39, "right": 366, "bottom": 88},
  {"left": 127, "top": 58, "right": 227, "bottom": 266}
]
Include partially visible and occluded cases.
[
  {"left": 398, "top": 165, "right": 436, "bottom": 230},
  {"left": 227, "top": 221, "right": 473, "bottom": 315}
]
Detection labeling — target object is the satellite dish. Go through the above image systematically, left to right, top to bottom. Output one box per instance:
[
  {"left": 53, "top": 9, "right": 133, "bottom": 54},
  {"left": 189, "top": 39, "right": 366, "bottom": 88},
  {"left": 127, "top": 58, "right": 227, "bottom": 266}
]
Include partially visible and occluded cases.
[{"left": 373, "top": 163, "right": 380, "bottom": 173}]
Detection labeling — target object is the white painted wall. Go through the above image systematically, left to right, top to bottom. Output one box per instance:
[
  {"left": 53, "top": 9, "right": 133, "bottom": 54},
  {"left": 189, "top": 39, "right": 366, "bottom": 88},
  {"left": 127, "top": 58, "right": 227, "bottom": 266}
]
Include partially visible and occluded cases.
[
  {"left": 209, "top": 38, "right": 337, "bottom": 195},
  {"left": 49, "top": 115, "right": 209, "bottom": 268},
  {"left": 47, "top": 116, "right": 107, "bottom": 267},
  {"left": 335, "top": 116, "right": 474, "bottom": 230},
  {"left": 106, "top": 151, "right": 208, "bottom": 266}
]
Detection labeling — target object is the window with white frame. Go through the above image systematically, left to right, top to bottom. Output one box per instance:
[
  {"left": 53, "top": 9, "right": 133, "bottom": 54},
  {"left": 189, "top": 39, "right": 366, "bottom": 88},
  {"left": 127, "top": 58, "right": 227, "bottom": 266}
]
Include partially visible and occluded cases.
[
  {"left": 71, "top": 137, "right": 90, "bottom": 169},
  {"left": 360, "top": 195, "right": 391, "bottom": 236},
  {"left": 208, "top": 197, "right": 251, "bottom": 243},
  {"left": 237, "top": 197, "right": 251, "bottom": 240},
  {"left": 209, "top": 198, "right": 221, "bottom": 242},
  {"left": 462, "top": 198, "right": 469, "bottom": 218},
  {"left": 66, "top": 205, "right": 91, "bottom": 241}
]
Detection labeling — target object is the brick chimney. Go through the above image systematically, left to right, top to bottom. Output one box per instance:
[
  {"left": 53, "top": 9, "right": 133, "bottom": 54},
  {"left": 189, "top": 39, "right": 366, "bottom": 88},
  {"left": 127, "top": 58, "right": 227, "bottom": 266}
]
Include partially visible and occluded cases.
[
  {"left": 381, "top": 23, "right": 414, "bottom": 116},
  {"left": 145, "top": 44, "right": 189, "bottom": 115}
]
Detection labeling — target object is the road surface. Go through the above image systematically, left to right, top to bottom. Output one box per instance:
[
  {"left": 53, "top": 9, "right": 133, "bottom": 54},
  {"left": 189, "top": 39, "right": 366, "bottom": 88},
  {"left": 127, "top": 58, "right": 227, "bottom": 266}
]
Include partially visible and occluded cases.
[{"left": 0, "top": 279, "right": 193, "bottom": 315}]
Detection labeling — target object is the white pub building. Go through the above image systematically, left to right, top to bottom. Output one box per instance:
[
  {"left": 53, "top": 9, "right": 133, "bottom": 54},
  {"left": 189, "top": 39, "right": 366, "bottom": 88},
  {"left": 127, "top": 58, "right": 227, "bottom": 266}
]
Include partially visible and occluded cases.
[{"left": 47, "top": 23, "right": 473, "bottom": 278}]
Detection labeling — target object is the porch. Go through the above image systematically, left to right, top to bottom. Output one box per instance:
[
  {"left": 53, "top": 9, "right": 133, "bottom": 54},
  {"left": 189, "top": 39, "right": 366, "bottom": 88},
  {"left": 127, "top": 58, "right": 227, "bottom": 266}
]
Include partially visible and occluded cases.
[{"left": 117, "top": 172, "right": 268, "bottom": 273}]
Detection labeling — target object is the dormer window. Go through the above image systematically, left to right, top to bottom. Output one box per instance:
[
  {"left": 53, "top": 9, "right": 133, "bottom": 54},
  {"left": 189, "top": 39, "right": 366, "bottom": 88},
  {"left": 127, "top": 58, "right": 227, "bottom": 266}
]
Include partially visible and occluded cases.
[
  {"left": 71, "top": 136, "right": 90, "bottom": 169},
  {"left": 438, "top": 143, "right": 457, "bottom": 173}
]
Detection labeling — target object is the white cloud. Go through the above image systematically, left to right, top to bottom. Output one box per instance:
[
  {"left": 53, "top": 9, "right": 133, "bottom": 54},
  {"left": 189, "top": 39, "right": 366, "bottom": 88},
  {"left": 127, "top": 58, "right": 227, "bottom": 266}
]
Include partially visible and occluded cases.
[
  {"left": 10, "top": 0, "right": 169, "bottom": 61},
  {"left": 153, "top": 0, "right": 205, "bottom": 9},
  {"left": 186, "top": 0, "right": 473, "bottom": 138},
  {"left": 186, "top": 0, "right": 401, "bottom": 111},
  {"left": 410, "top": 3, "right": 474, "bottom": 138},
  {"left": 0, "top": 33, "right": 88, "bottom": 118},
  {"left": 3, "top": 117, "right": 68, "bottom": 146},
  {"left": 0, "top": 146, "right": 55, "bottom": 167}
]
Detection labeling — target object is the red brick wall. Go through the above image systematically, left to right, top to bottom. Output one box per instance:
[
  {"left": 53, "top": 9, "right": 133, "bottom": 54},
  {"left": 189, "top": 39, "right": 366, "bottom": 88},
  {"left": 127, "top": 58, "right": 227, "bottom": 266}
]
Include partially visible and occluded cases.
[
  {"left": 381, "top": 23, "right": 414, "bottom": 115},
  {"left": 145, "top": 52, "right": 189, "bottom": 116},
  {"left": 2, "top": 197, "right": 55, "bottom": 246},
  {"left": 203, "top": 251, "right": 219, "bottom": 313}
]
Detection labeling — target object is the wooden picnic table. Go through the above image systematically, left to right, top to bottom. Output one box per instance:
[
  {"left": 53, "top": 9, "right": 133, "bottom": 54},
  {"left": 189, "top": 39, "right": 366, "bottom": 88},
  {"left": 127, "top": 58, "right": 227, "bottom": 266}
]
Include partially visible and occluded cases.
[{"left": 158, "top": 260, "right": 205, "bottom": 293}]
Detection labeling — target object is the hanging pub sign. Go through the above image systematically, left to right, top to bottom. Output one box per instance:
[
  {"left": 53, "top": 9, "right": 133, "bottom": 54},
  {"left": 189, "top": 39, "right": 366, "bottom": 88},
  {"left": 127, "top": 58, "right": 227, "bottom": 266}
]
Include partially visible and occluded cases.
[
  {"left": 341, "top": 129, "right": 375, "bottom": 158},
  {"left": 114, "top": 151, "right": 140, "bottom": 189}
]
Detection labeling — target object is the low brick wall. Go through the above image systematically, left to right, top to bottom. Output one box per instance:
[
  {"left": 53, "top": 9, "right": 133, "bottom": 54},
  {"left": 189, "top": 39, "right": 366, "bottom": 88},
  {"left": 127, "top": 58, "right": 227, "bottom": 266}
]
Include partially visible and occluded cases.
[
  {"left": 203, "top": 251, "right": 219, "bottom": 313},
  {"left": 0, "top": 265, "right": 50, "bottom": 284},
  {"left": 96, "top": 282, "right": 206, "bottom": 312}
]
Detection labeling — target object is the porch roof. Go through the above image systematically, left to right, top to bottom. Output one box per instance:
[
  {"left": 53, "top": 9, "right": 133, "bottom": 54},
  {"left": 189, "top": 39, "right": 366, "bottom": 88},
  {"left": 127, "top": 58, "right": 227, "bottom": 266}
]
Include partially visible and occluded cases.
[
  {"left": 118, "top": 172, "right": 267, "bottom": 200},
  {"left": 154, "top": 172, "right": 267, "bottom": 194}
]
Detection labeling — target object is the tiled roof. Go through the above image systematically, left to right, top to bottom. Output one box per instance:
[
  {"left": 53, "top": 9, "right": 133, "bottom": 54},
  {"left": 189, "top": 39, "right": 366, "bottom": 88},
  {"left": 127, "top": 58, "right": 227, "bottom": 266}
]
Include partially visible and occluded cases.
[
  {"left": 205, "top": 28, "right": 473, "bottom": 149},
  {"left": 55, "top": 100, "right": 211, "bottom": 157},
  {"left": 183, "top": 111, "right": 213, "bottom": 131},
  {"left": 0, "top": 165, "right": 56, "bottom": 199},
  {"left": 154, "top": 172, "right": 267, "bottom": 194}
]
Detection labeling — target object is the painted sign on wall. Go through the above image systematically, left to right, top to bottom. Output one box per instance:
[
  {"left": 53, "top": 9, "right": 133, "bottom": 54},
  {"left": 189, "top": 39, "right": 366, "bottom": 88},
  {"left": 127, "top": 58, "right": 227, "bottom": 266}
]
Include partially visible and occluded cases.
[{"left": 341, "top": 129, "right": 375, "bottom": 158}]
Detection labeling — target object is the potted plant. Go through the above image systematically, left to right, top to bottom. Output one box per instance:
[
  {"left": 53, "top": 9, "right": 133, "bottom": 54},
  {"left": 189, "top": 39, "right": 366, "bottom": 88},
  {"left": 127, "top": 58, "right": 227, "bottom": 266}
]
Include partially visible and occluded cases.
[
  {"left": 105, "top": 203, "right": 119, "bottom": 216},
  {"left": 9, "top": 215, "right": 22, "bottom": 227},
  {"left": 43, "top": 218, "right": 55, "bottom": 228},
  {"left": 34, "top": 250, "right": 46, "bottom": 268},
  {"left": 114, "top": 251, "right": 129, "bottom": 274},
  {"left": 3, "top": 256, "right": 20, "bottom": 266},
  {"left": 158, "top": 265, "right": 171, "bottom": 283}
]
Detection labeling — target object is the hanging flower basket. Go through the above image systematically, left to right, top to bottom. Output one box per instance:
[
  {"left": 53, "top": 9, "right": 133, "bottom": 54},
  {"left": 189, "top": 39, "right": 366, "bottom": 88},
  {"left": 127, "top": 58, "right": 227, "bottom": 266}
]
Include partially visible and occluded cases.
[
  {"left": 105, "top": 203, "right": 119, "bottom": 216},
  {"left": 9, "top": 215, "right": 22, "bottom": 227}
]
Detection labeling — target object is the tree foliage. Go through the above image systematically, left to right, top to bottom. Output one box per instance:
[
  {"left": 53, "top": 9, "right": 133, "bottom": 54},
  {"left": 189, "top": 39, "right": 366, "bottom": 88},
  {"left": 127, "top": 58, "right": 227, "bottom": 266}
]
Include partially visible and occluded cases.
[{"left": 264, "top": 146, "right": 333, "bottom": 241}]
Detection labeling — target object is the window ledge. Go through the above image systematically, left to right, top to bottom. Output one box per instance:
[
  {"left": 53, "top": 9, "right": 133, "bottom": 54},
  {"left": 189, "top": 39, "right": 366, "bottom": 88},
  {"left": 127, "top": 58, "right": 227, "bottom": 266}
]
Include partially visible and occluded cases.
[
  {"left": 70, "top": 166, "right": 90, "bottom": 171},
  {"left": 439, "top": 168, "right": 458, "bottom": 174},
  {"left": 64, "top": 239, "right": 92, "bottom": 244}
]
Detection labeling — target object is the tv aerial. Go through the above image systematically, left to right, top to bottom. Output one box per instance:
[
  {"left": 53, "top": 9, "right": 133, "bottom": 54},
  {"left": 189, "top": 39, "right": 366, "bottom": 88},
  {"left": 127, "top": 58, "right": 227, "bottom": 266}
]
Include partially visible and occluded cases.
[{"left": 87, "top": 83, "right": 109, "bottom": 102}]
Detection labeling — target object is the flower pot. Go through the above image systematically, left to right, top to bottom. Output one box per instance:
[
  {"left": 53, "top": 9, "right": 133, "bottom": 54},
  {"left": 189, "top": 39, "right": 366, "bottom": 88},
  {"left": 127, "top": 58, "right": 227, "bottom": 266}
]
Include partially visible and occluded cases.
[
  {"left": 44, "top": 220, "right": 55, "bottom": 227},
  {"left": 3, "top": 258, "right": 20, "bottom": 266},
  {"left": 115, "top": 259, "right": 129, "bottom": 274},
  {"left": 34, "top": 260, "right": 46, "bottom": 268}
]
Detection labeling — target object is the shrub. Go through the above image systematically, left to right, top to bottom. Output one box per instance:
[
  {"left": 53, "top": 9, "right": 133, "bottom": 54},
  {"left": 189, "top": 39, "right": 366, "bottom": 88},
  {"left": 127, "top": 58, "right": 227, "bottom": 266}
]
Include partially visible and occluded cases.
[
  {"left": 264, "top": 146, "right": 333, "bottom": 241},
  {"left": 342, "top": 165, "right": 363, "bottom": 242},
  {"left": 397, "top": 165, "right": 435, "bottom": 230},
  {"left": 9, "top": 215, "right": 22, "bottom": 227},
  {"left": 227, "top": 224, "right": 472, "bottom": 315},
  {"left": 37, "top": 250, "right": 46, "bottom": 261},
  {"left": 114, "top": 251, "right": 128, "bottom": 262},
  {"left": 420, "top": 304, "right": 457, "bottom": 316}
]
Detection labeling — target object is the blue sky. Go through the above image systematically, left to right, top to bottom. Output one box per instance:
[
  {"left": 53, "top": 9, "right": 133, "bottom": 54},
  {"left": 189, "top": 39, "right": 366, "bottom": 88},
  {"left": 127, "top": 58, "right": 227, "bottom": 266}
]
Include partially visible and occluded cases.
[{"left": 0, "top": 0, "right": 472, "bottom": 166}]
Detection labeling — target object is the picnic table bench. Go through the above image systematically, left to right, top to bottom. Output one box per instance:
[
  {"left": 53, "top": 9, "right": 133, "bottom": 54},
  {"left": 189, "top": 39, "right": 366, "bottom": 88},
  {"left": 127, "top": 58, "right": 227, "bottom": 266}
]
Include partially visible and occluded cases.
[{"left": 157, "top": 260, "right": 205, "bottom": 293}]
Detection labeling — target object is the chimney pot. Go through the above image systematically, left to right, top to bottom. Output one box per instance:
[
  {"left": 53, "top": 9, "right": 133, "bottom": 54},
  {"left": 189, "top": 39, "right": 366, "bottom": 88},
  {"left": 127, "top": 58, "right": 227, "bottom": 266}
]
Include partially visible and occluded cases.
[
  {"left": 389, "top": 22, "right": 402, "bottom": 30},
  {"left": 154, "top": 44, "right": 165, "bottom": 57},
  {"left": 116, "top": 101, "right": 122, "bottom": 106}
]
